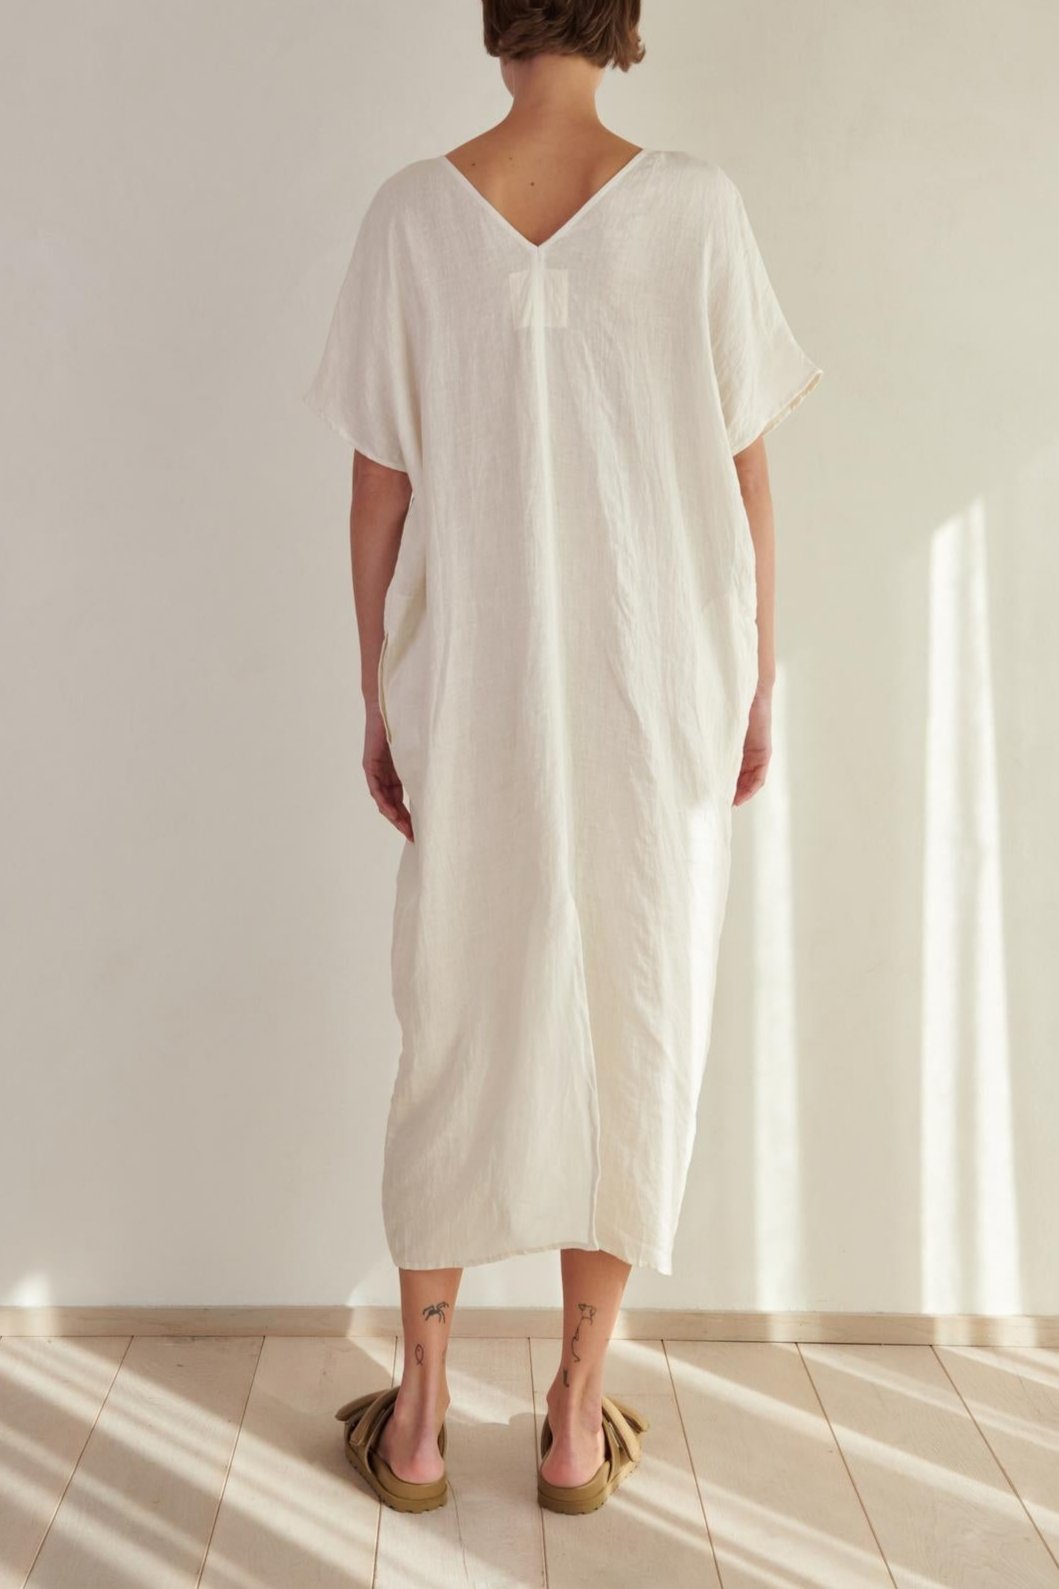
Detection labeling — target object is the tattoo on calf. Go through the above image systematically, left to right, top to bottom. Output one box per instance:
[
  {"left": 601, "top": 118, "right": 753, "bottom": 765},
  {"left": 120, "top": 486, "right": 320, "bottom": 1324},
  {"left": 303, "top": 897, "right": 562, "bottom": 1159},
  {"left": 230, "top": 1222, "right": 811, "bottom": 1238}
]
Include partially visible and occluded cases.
[
  {"left": 422, "top": 1299, "right": 450, "bottom": 1323},
  {"left": 570, "top": 1301, "right": 597, "bottom": 1363},
  {"left": 414, "top": 1342, "right": 425, "bottom": 1364}
]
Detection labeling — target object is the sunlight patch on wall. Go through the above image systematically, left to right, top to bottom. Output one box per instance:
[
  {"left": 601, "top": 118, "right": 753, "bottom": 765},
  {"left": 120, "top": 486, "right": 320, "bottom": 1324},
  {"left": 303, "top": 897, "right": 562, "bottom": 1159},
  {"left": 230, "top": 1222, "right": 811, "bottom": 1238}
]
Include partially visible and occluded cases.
[
  {"left": 921, "top": 499, "right": 1019, "bottom": 1312},
  {"left": 6, "top": 1273, "right": 52, "bottom": 1308}
]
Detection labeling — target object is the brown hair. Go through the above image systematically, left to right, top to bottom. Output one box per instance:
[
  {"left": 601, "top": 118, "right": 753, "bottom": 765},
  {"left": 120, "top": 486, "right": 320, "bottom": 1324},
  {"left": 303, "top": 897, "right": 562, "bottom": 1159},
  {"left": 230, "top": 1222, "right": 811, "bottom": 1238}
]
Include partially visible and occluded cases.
[{"left": 482, "top": 1, "right": 645, "bottom": 72}]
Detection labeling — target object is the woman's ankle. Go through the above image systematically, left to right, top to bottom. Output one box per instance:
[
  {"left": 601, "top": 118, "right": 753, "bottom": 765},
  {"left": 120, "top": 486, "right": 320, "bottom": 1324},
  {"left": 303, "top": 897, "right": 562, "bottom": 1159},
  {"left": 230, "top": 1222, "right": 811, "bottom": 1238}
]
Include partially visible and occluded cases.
[
  {"left": 546, "top": 1375, "right": 602, "bottom": 1433},
  {"left": 395, "top": 1379, "right": 449, "bottom": 1431}
]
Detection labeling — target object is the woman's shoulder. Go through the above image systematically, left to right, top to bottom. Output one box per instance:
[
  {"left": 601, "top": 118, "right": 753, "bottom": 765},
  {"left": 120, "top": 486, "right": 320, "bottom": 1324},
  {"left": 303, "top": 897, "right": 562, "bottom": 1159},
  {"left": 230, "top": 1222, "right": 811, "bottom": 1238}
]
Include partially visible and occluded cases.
[
  {"left": 356, "top": 148, "right": 743, "bottom": 243},
  {"left": 369, "top": 148, "right": 739, "bottom": 200},
  {"left": 655, "top": 148, "right": 742, "bottom": 209},
  {"left": 363, "top": 157, "right": 446, "bottom": 213},
  {"left": 345, "top": 158, "right": 444, "bottom": 247}
]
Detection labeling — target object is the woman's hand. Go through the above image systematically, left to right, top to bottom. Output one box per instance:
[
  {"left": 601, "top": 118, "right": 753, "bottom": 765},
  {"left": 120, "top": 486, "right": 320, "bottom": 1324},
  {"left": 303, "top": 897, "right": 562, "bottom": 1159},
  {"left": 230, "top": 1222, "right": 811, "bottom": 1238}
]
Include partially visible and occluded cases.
[
  {"left": 733, "top": 684, "right": 772, "bottom": 806},
  {"left": 364, "top": 704, "right": 414, "bottom": 841}
]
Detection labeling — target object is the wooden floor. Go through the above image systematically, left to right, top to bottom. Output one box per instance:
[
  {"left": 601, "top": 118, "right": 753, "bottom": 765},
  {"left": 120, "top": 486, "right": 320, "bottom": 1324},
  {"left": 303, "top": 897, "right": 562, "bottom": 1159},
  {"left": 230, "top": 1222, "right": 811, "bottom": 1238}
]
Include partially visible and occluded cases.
[{"left": 2, "top": 1335, "right": 1058, "bottom": 1588}]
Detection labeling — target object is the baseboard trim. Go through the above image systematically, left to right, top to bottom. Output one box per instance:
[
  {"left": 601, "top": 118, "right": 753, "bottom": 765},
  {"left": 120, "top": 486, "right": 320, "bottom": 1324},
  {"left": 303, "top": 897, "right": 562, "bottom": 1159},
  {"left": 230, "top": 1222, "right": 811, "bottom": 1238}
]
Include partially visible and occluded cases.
[{"left": 0, "top": 1307, "right": 1055, "bottom": 1344}]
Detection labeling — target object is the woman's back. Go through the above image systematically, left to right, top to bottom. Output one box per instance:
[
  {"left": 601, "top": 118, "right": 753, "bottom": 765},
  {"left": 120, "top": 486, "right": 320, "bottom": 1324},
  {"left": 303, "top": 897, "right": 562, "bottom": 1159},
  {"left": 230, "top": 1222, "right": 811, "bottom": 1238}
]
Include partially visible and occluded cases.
[{"left": 441, "top": 127, "right": 646, "bottom": 249}]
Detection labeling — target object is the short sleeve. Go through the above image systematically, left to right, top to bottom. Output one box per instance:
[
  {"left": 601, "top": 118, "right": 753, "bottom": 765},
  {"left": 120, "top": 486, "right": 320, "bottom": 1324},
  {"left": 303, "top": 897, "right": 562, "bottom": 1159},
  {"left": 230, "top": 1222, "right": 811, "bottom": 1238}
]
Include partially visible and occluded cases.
[
  {"left": 706, "top": 173, "right": 823, "bottom": 456},
  {"left": 303, "top": 182, "right": 415, "bottom": 473}
]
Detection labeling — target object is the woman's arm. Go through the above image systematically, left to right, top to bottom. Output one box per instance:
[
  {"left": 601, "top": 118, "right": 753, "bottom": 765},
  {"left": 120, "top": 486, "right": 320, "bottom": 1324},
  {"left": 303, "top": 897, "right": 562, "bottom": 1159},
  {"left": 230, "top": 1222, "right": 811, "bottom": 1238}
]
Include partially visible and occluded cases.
[
  {"left": 732, "top": 433, "right": 775, "bottom": 804},
  {"left": 350, "top": 450, "right": 414, "bottom": 840}
]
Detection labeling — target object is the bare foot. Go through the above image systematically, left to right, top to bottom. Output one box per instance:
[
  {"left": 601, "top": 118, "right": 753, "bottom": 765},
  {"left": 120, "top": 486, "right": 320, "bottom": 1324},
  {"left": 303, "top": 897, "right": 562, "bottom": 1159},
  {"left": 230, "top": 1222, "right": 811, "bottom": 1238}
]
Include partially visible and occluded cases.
[
  {"left": 540, "top": 1383, "right": 606, "bottom": 1486},
  {"left": 375, "top": 1387, "right": 449, "bottom": 1484}
]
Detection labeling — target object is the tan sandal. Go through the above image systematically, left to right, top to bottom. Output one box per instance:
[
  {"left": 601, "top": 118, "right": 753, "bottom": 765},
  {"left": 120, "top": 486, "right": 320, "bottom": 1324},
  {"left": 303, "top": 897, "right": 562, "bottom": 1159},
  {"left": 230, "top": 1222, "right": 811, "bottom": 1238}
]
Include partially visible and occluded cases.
[
  {"left": 336, "top": 1386, "right": 448, "bottom": 1512},
  {"left": 537, "top": 1394, "right": 649, "bottom": 1514}
]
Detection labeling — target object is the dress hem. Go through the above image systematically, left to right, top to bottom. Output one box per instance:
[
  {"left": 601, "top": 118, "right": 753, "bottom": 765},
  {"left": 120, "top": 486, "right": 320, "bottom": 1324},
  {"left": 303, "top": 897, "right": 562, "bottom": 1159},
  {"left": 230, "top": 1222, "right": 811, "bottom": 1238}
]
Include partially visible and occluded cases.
[{"left": 386, "top": 1229, "right": 674, "bottom": 1277}]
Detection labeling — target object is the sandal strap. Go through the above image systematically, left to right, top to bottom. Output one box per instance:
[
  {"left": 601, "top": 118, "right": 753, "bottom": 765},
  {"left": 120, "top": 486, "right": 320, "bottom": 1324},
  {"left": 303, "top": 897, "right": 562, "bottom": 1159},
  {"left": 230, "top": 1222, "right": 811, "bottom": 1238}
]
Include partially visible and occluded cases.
[
  {"left": 340, "top": 1385, "right": 447, "bottom": 1461},
  {"left": 347, "top": 1386, "right": 399, "bottom": 1457},
  {"left": 334, "top": 1389, "right": 380, "bottom": 1424},
  {"left": 601, "top": 1396, "right": 642, "bottom": 1467},
  {"left": 601, "top": 1409, "right": 623, "bottom": 1479}
]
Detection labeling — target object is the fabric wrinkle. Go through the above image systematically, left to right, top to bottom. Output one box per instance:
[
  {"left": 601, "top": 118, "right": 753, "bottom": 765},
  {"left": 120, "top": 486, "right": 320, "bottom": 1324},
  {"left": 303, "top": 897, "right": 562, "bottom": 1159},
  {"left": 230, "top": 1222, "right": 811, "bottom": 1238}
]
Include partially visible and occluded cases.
[{"left": 304, "top": 148, "right": 822, "bottom": 1274}]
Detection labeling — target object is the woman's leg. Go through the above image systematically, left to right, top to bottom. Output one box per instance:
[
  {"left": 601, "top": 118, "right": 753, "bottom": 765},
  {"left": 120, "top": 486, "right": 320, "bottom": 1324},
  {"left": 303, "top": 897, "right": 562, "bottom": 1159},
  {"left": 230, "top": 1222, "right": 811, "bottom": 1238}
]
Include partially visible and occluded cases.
[
  {"left": 540, "top": 1248, "right": 632, "bottom": 1485},
  {"left": 376, "top": 1265, "right": 462, "bottom": 1482}
]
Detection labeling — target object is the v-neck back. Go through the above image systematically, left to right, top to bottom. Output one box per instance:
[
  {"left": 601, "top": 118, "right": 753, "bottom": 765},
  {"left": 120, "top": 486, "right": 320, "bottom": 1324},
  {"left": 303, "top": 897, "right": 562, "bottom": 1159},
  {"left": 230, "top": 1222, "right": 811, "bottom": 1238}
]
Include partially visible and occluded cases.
[{"left": 438, "top": 147, "right": 653, "bottom": 255}]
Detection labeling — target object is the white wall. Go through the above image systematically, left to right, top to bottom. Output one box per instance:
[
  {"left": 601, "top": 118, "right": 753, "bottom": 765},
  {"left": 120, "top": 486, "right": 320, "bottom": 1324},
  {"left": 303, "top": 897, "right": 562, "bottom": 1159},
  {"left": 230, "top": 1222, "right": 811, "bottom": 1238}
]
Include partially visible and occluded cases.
[{"left": 3, "top": 0, "right": 1057, "bottom": 1312}]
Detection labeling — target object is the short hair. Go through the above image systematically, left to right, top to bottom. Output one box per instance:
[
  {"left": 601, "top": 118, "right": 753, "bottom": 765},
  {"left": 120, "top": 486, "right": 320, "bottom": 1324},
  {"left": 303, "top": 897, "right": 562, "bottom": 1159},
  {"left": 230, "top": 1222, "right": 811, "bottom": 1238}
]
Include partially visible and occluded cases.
[{"left": 482, "top": 1, "right": 645, "bottom": 72}]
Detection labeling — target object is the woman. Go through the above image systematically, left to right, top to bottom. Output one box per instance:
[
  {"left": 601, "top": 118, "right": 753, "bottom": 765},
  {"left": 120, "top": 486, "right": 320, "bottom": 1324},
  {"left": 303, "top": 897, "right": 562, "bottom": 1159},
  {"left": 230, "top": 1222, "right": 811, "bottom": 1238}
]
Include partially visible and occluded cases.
[{"left": 305, "top": 0, "right": 821, "bottom": 1516}]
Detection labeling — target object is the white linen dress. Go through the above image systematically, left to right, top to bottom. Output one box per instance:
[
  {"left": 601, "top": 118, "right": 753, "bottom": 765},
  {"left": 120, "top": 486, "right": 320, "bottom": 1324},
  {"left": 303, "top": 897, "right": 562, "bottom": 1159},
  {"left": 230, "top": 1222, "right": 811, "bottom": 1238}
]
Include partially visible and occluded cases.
[{"left": 304, "top": 148, "right": 822, "bottom": 1275}]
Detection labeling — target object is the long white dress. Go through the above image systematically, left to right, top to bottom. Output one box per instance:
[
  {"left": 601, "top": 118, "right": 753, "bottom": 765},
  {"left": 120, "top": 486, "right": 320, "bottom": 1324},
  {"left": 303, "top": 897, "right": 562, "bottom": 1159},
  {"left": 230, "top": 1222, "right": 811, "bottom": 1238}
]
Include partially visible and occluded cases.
[{"left": 304, "top": 148, "right": 822, "bottom": 1275}]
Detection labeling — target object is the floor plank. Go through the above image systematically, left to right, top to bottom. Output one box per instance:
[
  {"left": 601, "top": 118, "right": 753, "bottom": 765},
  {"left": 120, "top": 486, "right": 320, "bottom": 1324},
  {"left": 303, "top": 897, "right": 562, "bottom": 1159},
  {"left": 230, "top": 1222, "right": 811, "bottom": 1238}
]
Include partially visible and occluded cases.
[
  {"left": 198, "top": 1334, "right": 396, "bottom": 1589},
  {"left": 8, "top": 1335, "right": 1059, "bottom": 1586},
  {"left": 23, "top": 1335, "right": 261, "bottom": 1589},
  {"left": 374, "top": 1336, "right": 546, "bottom": 1589},
  {"left": 531, "top": 1336, "right": 717, "bottom": 1589},
  {"left": 0, "top": 1337, "right": 129, "bottom": 1589},
  {"left": 666, "top": 1339, "right": 891, "bottom": 1588},
  {"left": 801, "top": 1344, "right": 1059, "bottom": 1588},
  {"left": 936, "top": 1347, "right": 1059, "bottom": 1565}
]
